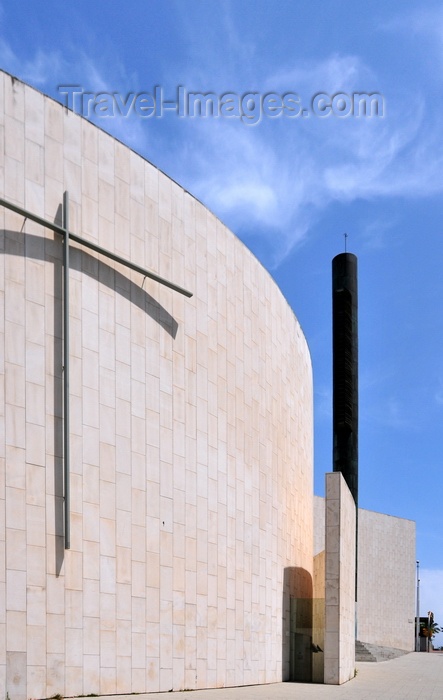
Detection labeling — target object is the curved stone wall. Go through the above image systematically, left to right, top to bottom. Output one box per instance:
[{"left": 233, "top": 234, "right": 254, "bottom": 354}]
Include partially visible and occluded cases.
[{"left": 0, "top": 71, "right": 313, "bottom": 698}]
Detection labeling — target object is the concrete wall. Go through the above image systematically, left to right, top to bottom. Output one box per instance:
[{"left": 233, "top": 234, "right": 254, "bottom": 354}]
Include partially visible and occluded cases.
[
  {"left": 0, "top": 71, "right": 314, "bottom": 699},
  {"left": 324, "top": 473, "right": 356, "bottom": 685},
  {"left": 314, "top": 495, "right": 416, "bottom": 652},
  {"left": 314, "top": 495, "right": 325, "bottom": 557},
  {"left": 357, "top": 509, "right": 415, "bottom": 650},
  {"left": 312, "top": 551, "right": 325, "bottom": 683}
]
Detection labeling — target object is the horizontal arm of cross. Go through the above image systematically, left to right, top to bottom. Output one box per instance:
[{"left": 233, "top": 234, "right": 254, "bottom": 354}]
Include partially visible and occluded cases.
[{"left": 0, "top": 196, "right": 193, "bottom": 298}]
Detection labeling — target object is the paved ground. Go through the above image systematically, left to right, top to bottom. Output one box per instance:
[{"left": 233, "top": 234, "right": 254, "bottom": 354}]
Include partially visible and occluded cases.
[
  {"left": 91, "top": 652, "right": 443, "bottom": 700},
  {"left": 93, "top": 652, "right": 443, "bottom": 700}
]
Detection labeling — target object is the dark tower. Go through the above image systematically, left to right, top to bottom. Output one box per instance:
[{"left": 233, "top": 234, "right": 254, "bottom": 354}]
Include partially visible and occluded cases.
[{"left": 332, "top": 253, "right": 358, "bottom": 506}]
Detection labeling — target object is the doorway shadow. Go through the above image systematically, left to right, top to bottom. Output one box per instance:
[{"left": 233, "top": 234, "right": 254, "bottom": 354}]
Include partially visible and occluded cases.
[{"left": 283, "top": 567, "right": 314, "bottom": 682}]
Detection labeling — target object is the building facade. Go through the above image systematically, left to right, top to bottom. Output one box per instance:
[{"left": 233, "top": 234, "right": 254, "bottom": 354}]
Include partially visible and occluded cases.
[{"left": 0, "top": 71, "right": 314, "bottom": 699}]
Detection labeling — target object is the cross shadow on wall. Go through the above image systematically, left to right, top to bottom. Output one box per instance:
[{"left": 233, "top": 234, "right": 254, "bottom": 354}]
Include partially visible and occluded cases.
[{"left": 2, "top": 222, "right": 179, "bottom": 576}]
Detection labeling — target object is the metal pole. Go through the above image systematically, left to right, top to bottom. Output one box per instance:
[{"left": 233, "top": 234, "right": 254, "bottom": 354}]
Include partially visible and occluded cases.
[
  {"left": 63, "top": 191, "right": 70, "bottom": 549},
  {"left": 332, "top": 252, "right": 358, "bottom": 603},
  {"left": 416, "top": 561, "right": 420, "bottom": 651},
  {"left": 427, "top": 611, "right": 431, "bottom": 652}
]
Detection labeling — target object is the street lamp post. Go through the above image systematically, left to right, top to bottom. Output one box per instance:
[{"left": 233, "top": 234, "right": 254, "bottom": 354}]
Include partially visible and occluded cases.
[{"left": 416, "top": 560, "right": 420, "bottom": 652}]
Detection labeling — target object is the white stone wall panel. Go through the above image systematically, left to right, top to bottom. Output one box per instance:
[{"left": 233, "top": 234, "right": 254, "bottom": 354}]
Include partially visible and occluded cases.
[
  {"left": 0, "top": 71, "right": 314, "bottom": 699},
  {"left": 324, "top": 472, "right": 356, "bottom": 685},
  {"left": 314, "top": 495, "right": 416, "bottom": 653}
]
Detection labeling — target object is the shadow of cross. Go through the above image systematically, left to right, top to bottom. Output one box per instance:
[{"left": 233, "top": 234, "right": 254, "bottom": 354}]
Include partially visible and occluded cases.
[{"left": 0, "top": 192, "right": 193, "bottom": 559}]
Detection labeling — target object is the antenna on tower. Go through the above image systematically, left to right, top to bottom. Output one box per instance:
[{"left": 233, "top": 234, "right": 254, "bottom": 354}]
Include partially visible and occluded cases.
[{"left": 344, "top": 232, "right": 348, "bottom": 253}]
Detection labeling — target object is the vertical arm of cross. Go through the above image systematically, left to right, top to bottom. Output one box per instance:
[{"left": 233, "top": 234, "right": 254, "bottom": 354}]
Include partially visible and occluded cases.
[{"left": 63, "top": 191, "right": 71, "bottom": 549}]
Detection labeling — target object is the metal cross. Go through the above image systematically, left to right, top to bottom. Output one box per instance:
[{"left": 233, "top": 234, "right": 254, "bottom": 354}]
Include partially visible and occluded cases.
[{"left": 0, "top": 192, "right": 193, "bottom": 548}]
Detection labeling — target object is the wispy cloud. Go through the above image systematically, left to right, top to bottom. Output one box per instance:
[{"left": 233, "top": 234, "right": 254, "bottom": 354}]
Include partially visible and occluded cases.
[
  {"left": 382, "top": 7, "right": 443, "bottom": 70},
  {"left": 3, "top": 13, "right": 443, "bottom": 268},
  {"left": 0, "top": 39, "right": 149, "bottom": 153},
  {"left": 0, "top": 39, "right": 64, "bottom": 86},
  {"left": 157, "top": 40, "right": 443, "bottom": 266},
  {"left": 265, "top": 53, "right": 376, "bottom": 96},
  {"left": 175, "top": 119, "right": 316, "bottom": 265},
  {"left": 360, "top": 216, "right": 400, "bottom": 250}
]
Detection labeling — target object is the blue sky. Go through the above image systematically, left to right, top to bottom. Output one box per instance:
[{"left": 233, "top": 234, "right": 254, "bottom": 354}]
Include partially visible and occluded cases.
[{"left": 2, "top": 0, "right": 443, "bottom": 642}]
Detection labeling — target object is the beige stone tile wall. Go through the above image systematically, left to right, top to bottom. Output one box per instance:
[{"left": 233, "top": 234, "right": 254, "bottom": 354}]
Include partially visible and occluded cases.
[
  {"left": 0, "top": 71, "right": 314, "bottom": 699},
  {"left": 324, "top": 473, "right": 356, "bottom": 685},
  {"left": 314, "top": 494, "right": 416, "bottom": 653},
  {"left": 314, "top": 494, "right": 325, "bottom": 556},
  {"left": 357, "top": 508, "right": 415, "bottom": 650},
  {"left": 312, "top": 550, "right": 325, "bottom": 683}
]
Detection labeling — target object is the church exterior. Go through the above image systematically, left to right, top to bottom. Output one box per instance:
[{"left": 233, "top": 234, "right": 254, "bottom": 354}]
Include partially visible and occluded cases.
[{"left": 0, "top": 71, "right": 414, "bottom": 699}]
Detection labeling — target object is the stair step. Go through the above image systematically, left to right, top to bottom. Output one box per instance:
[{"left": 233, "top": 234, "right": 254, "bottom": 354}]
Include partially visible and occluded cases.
[{"left": 355, "top": 641, "right": 410, "bottom": 663}]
